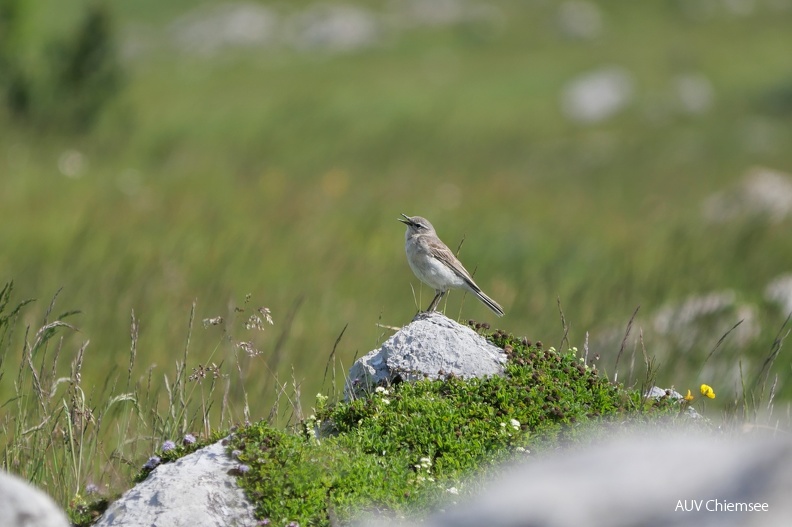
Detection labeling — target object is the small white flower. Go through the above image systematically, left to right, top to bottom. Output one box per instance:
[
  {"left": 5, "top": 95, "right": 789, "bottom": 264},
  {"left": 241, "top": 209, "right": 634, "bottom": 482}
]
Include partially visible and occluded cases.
[
  {"left": 375, "top": 386, "right": 386, "bottom": 394},
  {"left": 381, "top": 398, "right": 390, "bottom": 405},
  {"left": 510, "top": 418, "right": 520, "bottom": 430},
  {"left": 500, "top": 422, "right": 507, "bottom": 428},
  {"left": 515, "top": 446, "right": 526, "bottom": 453},
  {"left": 420, "top": 457, "right": 432, "bottom": 467},
  {"left": 447, "top": 487, "right": 459, "bottom": 495}
]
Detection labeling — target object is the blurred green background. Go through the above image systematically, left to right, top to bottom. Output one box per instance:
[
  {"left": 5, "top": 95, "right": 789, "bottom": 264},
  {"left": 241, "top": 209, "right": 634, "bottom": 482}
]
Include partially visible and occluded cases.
[{"left": 2, "top": 0, "right": 792, "bottom": 422}]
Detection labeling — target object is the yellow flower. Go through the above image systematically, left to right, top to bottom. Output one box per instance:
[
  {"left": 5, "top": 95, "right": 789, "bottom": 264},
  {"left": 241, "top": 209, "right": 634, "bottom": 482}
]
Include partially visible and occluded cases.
[
  {"left": 700, "top": 384, "right": 715, "bottom": 399},
  {"left": 684, "top": 389, "right": 694, "bottom": 402}
]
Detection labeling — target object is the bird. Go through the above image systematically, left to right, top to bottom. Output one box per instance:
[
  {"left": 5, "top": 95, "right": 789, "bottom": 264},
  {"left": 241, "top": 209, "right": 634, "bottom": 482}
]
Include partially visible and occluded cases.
[{"left": 398, "top": 214, "right": 504, "bottom": 317}]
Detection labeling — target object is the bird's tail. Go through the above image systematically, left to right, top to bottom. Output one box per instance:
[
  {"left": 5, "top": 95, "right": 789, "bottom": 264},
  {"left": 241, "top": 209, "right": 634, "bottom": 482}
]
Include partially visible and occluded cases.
[{"left": 474, "top": 290, "right": 505, "bottom": 317}]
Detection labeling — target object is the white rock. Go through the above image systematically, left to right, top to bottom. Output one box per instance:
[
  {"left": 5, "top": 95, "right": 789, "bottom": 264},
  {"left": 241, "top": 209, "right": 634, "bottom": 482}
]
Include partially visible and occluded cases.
[
  {"left": 391, "top": 0, "right": 504, "bottom": 31},
  {"left": 398, "top": 0, "right": 467, "bottom": 26},
  {"left": 724, "top": 0, "right": 757, "bottom": 16},
  {"left": 557, "top": 1, "right": 603, "bottom": 40},
  {"left": 169, "top": 3, "right": 279, "bottom": 55},
  {"left": 288, "top": 4, "right": 380, "bottom": 52},
  {"left": 561, "top": 66, "right": 634, "bottom": 124},
  {"left": 673, "top": 73, "right": 714, "bottom": 114},
  {"left": 702, "top": 166, "right": 792, "bottom": 223},
  {"left": 765, "top": 274, "right": 792, "bottom": 315},
  {"left": 346, "top": 311, "right": 506, "bottom": 399},
  {"left": 644, "top": 385, "right": 685, "bottom": 400},
  {"left": 644, "top": 386, "right": 701, "bottom": 418},
  {"left": 359, "top": 432, "right": 792, "bottom": 527},
  {"left": 433, "top": 433, "right": 792, "bottom": 527},
  {"left": 94, "top": 439, "right": 256, "bottom": 527},
  {"left": 0, "top": 470, "right": 69, "bottom": 527}
]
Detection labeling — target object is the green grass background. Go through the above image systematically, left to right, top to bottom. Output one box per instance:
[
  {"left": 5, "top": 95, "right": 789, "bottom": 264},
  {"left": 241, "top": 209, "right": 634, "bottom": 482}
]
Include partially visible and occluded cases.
[{"left": 2, "top": 0, "right": 792, "bottom": 431}]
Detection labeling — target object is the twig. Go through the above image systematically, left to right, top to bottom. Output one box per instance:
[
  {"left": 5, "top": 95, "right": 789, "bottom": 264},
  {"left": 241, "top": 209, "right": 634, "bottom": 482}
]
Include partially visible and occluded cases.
[
  {"left": 557, "top": 296, "right": 569, "bottom": 353},
  {"left": 614, "top": 305, "right": 640, "bottom": 384},
  {"left": 322, "top": 323, "right": 348, "bottom": 390}
]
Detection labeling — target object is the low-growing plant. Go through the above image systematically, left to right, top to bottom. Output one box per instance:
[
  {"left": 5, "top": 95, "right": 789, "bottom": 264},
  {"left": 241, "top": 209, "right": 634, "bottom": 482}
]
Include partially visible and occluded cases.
[{"left": 229, "top": 329, "right": 688, "bottom": 526}]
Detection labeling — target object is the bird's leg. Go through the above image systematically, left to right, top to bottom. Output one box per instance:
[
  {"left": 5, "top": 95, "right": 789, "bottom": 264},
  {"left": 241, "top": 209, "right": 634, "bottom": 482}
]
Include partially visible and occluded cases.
[{"left": 427, "top": 290, "right": 446, "bottom": 312}]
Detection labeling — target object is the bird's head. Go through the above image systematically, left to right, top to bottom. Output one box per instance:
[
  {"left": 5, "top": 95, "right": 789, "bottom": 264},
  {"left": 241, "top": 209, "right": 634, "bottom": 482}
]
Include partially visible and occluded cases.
[{"left": 398, "top": 214, "right": 435, "bottom": 235}]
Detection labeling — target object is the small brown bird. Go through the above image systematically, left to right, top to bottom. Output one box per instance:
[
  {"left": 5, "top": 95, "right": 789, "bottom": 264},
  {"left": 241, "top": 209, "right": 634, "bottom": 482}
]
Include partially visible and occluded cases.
[{"left": 399, "top": 214, "right": 504, "bottom": 317}]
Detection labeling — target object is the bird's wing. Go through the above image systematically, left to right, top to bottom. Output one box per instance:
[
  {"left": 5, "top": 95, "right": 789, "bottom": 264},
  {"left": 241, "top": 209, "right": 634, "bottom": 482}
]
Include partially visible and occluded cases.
[{"left": 427, "top": 238, "right": 482, "bottom": 293}]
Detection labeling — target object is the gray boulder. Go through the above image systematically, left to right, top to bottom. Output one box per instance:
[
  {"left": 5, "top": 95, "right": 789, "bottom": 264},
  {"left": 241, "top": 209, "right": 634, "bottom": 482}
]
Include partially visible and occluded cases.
[
  {"left": 560, "top": 65, "right": 634, "bottom": 124},
  {"left": 346, "top": 311, "right": 506, "bottom": 399},
  {"left": 360, "top": 432, "right": 792, "bottom": 527},
  {"left": 94, "top": 439, "right": 256, "bottom": 527},
  {"left": 0, "top": 471, "right": 69, "bottom": 527}
]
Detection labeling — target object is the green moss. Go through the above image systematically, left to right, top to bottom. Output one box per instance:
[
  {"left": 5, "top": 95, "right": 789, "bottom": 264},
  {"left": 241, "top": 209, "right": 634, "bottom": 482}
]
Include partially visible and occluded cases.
[
  {"left": 230, "top": 329, "right": 686, "bottom": 526},
  {"left": 67, "top": 494, "right": 110, "bottom": 526}
]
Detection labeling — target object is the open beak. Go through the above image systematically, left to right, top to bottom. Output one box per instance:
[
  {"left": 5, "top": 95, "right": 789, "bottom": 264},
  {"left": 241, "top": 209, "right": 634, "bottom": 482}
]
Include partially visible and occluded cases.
[{"left": 398, "top": 213, "right": 413, "bottom": 225}]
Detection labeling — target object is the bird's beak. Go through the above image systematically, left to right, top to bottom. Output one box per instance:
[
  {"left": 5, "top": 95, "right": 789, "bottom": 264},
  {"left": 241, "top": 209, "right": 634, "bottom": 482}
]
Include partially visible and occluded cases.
[{"left": 398, "top": 213, "right": 412, "bottom": 225}]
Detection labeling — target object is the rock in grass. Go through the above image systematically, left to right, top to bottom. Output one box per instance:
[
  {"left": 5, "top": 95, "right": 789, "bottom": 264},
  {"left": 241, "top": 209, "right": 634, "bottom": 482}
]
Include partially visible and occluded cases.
[
  {"left": 346, "top": 311, "right": 507, "bottom": 399},
  {"left": 360, "top": 433, "right": 792, "bottom": 527},
  {"left": 94, "top": 439, "right": 256, "bottom": 527},
  {"left": 0, "top": 471, "right": 69, "bottom": 527}
]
